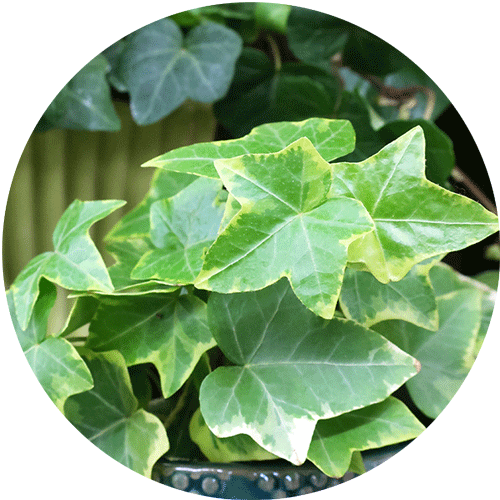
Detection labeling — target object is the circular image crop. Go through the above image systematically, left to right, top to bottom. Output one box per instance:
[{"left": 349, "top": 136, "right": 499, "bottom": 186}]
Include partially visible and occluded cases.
[{"left": 3, "top": 3, "right": 499, "bottom": 499}]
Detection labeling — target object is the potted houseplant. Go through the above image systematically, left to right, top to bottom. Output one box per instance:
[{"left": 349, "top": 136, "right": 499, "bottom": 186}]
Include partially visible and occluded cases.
[{"left": 3, "top": 3, "right": 499, "bottom": 498}]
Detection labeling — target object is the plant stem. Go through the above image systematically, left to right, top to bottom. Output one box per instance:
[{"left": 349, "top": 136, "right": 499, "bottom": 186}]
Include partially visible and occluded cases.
[
  {"left": 267, "top": 34, "right": 281, "bottom": 72},
  {"left": 451, "top": 167, "right": 497, "bottom": 215},
  {"left": 163, "top": 382, "right": 191, "bottom": 430}
]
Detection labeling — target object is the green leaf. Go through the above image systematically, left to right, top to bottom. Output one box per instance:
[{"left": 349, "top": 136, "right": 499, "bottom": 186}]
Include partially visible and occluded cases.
[
  {"left": 255, "top": 3, "right": 291, "bottom": 33},
  {"left": 287, "top": 7, "right": 351, "bottom": 73},
  {"left": 122, "top": 18, "right": 242, "bottom": 125},
  {"left": 102, "top": 38, "right": 128, "bottom": 92},
  {"left": 213, "top": 48, "right": 341, "bottom": 137},
  {"left": 38, "top": 55, "right": 120, "bottom": 131},
  {"left": 335, "top": 91, "right": 385, "bottom": 162},
  {"left": 144, "top": 117, "right": 355, "bottom": 179},
  {"left": 379, "top": 120, "right": 455, "bottom": 187},
  {"left": 329, "top": 127, "right": 499, "bottom": 283},
  {"left": 195, "top": 137, "right": 374, "bottom": 318},
  {"left": 106, "top": 168, "right": 197, "bottom": 242},
  {"left": 132, "top": 177, "right": 225, "bottom": 285},
  {"left": 12, "top": 200, "right": 125, "bottom": 330},
  {"left": 339, "top": 256, "right": 441, "bottom": 330},
  {"left": 429, "top": 263, "right": 497, "bottom": 356},
  {"left": 474, "top": 270, "right": 499, "bottom": 290},
  {"left": 200, "top": 280, "right": 419, "bottom": 464},
  {"left": 7, "top": 281, "right": 93, "bottom": 410},
  {"left": 374, "top": 289, "right": 482, "bottom": 419},
  {"left": 86, "top": 292, "right": 216, "bottom": 398},
  {"left": 58, "top": 295, "right": 99, "bottom": 337},
  {"left": 64, "top": 349, "right": 169, "bottom": 477},
  {"left": 308, "top": 397, "right": 424, "bottom": 477},
  {"left": 189, "top": 408, "right": 278, "bottom": 462},
  {"left": 348, "top": 452, "right": 366, "bottom": 475}
]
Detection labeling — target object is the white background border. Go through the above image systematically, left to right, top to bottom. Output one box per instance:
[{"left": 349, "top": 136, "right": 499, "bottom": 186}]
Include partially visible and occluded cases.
[{"left": 1, "top": 1, "right": 498, "bottom": 498}]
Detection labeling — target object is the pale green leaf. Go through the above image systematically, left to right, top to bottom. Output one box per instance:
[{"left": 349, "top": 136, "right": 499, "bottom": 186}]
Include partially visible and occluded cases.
[
  {"left": 255, "top": 3, "right": 291, "bottom": 33},
  {"left": 122, "top": 18, "right": 242, "bottom": 125},
  {"left": 144, "top": 117, "right": 356, "bottom": 179},
  {"left": 329, "top": 127, "right": 499, "bottom": 283},
  {"left": 195, "top": 137, "right": 374, "bottom": 319},
  {"left": 105, "top": 169, "right": 196, "bottom": 241},
  {"left": 131, "top": 177, "right": 225, "bottom": 285},
  {"left": 12, "top": 200, "right": 125, "bottom": 329},
  {"left": 104, "top": 238, "right": 177, "bottom": 295},
  {"left": 339, "top": 256, "right": 441, "bottom": 330},
  {"left": 429, "top": 263, "right": 497, "bottom": 356},
  {"left": 200, "top": 280, "right": 419, "bottom": 464},
  {"left": 7, "top": 281, "right": 93, "bottom": 410},
  {"left": 374, "top": 289, "right": 482, "bottom": 419},
  {"left": 86, "top": 292, "right": 216, "bottom": 398},
  {"left": 58, "top": 295, "right": 99, "bottom": 337},
  {"left": 64, "top": 350, "right": 169, "bottom": 477},
  {"left": 308, "top": 397, "right": 424, "bottom": 477},
  {"left": 189, "top": 408, "right": 278, "bottom": 463}
]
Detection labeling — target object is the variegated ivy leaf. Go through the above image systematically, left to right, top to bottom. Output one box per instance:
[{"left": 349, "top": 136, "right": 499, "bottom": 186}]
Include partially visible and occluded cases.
[
  {"left": 144, "top": 118, "right": 355, "bottom": 179},
  {"left": 329, "top": 127, "right": 499, "bottom": 283},
  {"left": 195, "top": 137, "right": 374, "bottom": 319},
  {"left": 106, "top": 169, "right": 196, "bottom": 242},
  {"left": 131, "top": 177, "right": 226, "bottom": 285},
  {"left": 11, "top": 200, "right": 125, "bottom": 330},
  {"left": 104, "top": 238, "right": 177, "bottom": 295},
  {"left": 339, "top": 256, "right": 442, "bottom": 330},
  {"left": 429, "top": 263, "right": 497, "bottom": 357},
  {"left": 200, "top": 280, "right": 419, "bottom": 464},
  {"left": 7, "top": 281, "right": 93, "bottom": 411},
  {"left": 374, "top": 288, "right": 482, "bottom": 419},
  {"left": 86, "top": 292, "right": 215, "bottom": 398},
  {"left": 64, "top": 349, "right": 169, "bottom": 477},
  {"left": 308, "top": 397, "right": 424, "bottom": 478},
  {"left": 189, "top": 408, "right": 278, "bottom": 463}
]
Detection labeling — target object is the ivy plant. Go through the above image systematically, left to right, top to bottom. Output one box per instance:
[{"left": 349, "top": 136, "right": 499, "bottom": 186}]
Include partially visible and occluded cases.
[{"left": 8, "top": 116, "right": 498, "bottom": 481}]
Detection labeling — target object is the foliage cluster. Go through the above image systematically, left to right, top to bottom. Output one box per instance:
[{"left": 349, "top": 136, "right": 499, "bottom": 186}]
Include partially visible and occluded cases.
[{"left": 7, "top": 1, "right": 499, "bottom": 486}]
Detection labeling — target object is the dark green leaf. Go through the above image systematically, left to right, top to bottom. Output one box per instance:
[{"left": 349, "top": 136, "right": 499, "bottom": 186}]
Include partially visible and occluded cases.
[
  {"left": 122, "top": 19, "right": 242, "bottom": 125},
  {"left": 214, "top": 48, "right": 341, "bottom": 137},
  {"left": 39, "top": 55, "right": 120, "bottom": 131}
]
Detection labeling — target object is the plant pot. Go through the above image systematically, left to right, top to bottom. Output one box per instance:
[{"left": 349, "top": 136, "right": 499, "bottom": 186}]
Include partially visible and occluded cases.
[{"left": 152, "top": 443, "right": 408, "bottom": 498}]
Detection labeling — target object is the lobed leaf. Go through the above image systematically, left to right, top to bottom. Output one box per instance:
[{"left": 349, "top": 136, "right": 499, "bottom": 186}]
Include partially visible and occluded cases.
[
  {"left": 121, "top": 18, "right": 242, "bottom": 125},
  {"left": 214, "top": 48, "right": 341, "bottom": 138},
  {"left": 37, "top": 55, "right": 120, "bottom": 131},
  {"left": 144, "top": 117, "right": 356, "bottom": 179},
  {"left": 329, "top": 127, "right": 499, "bottom": 283},
  {"left": 195, "top": 137, "right": 374, "bottom": 318},
  {"left": 131, "top": 177, "right": 225, "bottom": 285},
  {"left": 11, "top": 200, "right": 125, "bottom": 329},
  {"left": 340, "top": 256, "right": 442, "bottom": 330},
  {"left": 200, "top": 280, "right": 419, "bottom": 464},
  {"left": 7, "top": 281, "right": 93, "bottom": 410},
  {"left": 374, "top": 288, "right": 482, "bottom": 419},
  {"left": 86, "top": 292, "right": 216, "bottom": 398},
  {"left": 64, "top": 349, "right": 169, "bottom": 477},
  {"left": 308, "top": 397, "right": 424, "bottom": 477}
]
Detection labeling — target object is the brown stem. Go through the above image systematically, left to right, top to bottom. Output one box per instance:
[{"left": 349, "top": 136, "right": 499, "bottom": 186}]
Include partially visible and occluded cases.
[{"left": 451, "top": 167, "right": 497, "bottom": 215}]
